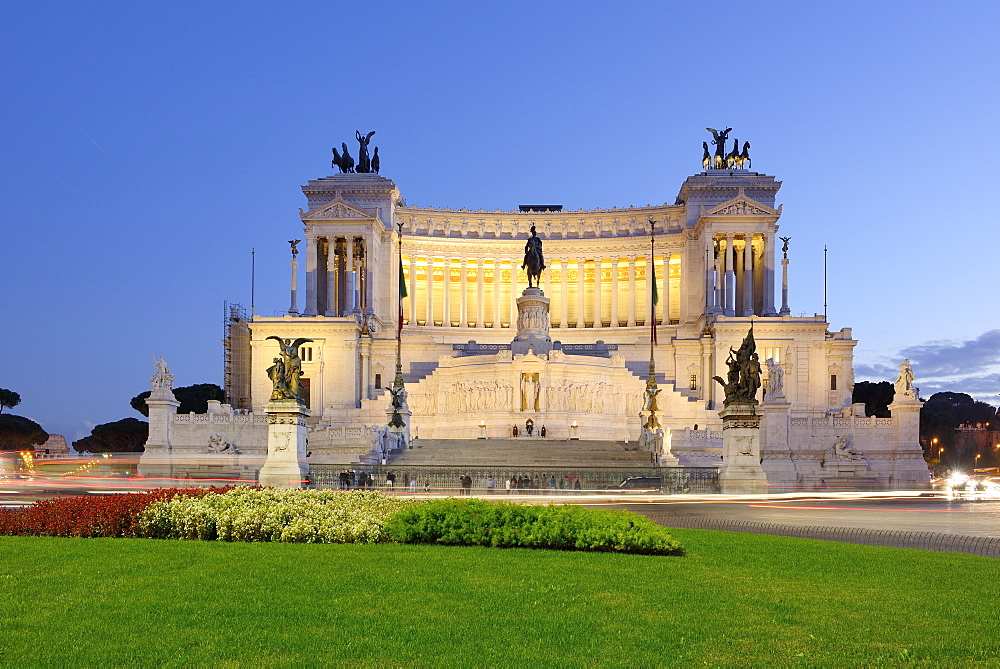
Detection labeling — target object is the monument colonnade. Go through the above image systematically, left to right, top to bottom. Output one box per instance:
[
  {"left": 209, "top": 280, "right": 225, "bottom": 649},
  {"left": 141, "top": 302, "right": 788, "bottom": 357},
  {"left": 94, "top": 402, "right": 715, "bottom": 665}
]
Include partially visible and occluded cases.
[{"left": 398, "top": 247, "right": 679, "bottom": 331}]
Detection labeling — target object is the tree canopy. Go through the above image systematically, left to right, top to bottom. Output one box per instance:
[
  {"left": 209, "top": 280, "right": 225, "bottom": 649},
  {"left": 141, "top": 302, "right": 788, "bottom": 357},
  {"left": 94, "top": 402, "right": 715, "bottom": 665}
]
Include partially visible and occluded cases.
[
  {"left": 852, "top": 381, "right": 894, "bottom": 418},
  {"left": 130, "top": 383, "right": 224, "bottom": 417},
  {"left": 0, "top": 388, "right": 21, "bottom": 414},
  {"left": 0, "top": 414, "right": 49, "bottom": 451},
  {"left": 72, "top": 418, "right": 148, "bottom": 453}
]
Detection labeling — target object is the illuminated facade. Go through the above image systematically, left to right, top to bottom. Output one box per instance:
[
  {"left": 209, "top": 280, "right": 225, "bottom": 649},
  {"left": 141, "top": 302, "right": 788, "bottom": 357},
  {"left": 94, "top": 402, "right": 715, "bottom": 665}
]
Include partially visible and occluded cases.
[{"left": 217, "top": 156, "right": 928, "bottom": 487}]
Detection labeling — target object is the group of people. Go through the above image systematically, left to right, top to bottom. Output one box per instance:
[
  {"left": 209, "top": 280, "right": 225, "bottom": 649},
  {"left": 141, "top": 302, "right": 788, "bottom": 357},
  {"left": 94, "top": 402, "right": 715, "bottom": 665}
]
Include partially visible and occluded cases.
[
  {"left": 511, "top": 424, "right": 546, "bottom": 437},
  {"left": 506, "top": 474, "right": 583, "bottom": 493}
]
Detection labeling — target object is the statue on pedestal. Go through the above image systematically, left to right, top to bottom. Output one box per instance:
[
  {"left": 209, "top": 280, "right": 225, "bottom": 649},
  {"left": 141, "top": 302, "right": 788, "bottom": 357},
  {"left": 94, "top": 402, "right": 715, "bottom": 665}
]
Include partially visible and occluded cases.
[
  {"left": 355, "top": 130, "right": 376, "bottom": 173},
  {"left": 521, "top": 225, "right": 545, "bottom": 288},
  {"left": 713, "top": 327, "right": 763, "bottom": 406},
  {"left": 266, "top": 336, "right": 314, "bottom": 402},
  {"left": 151, "top": 356, "right": 174, "bottom": 390},
  {"left": 765, "top": 358, "right": 784, "bottom": 399},
  {"left": 893, "top": 359, "right": 919, "bottom": 400}
]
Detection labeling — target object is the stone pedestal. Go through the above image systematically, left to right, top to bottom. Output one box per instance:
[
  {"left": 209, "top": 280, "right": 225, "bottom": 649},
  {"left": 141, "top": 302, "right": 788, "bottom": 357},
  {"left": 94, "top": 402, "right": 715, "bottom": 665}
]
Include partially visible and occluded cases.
[
  {"left": 511, "top": 287, "right": 552, "bottom": 356},
  {"left": 138, "top": 388, "right": 180, "bottom": 478},
  {"left": 386, "top": 388, "right": 412, "bottom": 448},
  {"left": 888, "top": 397, "right": 931, "bottom": 488},
  {"left": 760, "top": 399, "right": 797, "bottom": 486},
  {"left": 259, "top": 400, "right": 310, "bottom": 489},
  {"left": 719, "top": 402, "right": 768, "bottom": 493}
]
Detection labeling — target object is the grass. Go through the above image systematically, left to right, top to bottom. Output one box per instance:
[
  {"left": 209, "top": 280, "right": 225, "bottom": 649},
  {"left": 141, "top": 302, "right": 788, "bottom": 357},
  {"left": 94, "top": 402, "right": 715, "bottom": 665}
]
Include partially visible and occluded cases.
[{"left": 1, "top": 529, "right": 997, "bottom": 666}]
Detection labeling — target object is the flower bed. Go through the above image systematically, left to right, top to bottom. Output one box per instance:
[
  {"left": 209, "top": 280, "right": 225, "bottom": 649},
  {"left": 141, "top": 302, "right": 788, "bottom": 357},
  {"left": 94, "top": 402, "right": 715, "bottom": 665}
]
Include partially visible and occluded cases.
[{"left": 0, "top": 489, "right": 683, "bottom": 555}]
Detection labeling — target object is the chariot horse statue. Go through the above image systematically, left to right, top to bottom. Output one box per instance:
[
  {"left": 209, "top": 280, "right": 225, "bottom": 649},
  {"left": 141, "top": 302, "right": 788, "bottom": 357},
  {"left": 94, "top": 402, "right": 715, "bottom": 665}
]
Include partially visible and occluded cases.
[{"left": 521, "top": 225, "right": 546, "bottom": 288}]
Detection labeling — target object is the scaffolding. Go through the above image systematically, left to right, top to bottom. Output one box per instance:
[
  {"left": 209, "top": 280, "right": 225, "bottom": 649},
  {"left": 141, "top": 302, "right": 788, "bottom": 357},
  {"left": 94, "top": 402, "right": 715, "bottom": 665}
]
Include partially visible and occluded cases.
[{"left": 223, "top": 302, "right": 252, "bottom": 410}]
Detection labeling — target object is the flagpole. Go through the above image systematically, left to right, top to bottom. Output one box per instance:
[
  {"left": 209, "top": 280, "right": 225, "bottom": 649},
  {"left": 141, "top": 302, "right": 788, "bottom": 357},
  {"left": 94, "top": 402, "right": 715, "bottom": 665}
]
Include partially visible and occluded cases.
[
  {"left": 644, "top": 218, "right": 660, "bottom": 444},
  {"left": 389, "top": 219, "right": 406, "bottom": 430}
]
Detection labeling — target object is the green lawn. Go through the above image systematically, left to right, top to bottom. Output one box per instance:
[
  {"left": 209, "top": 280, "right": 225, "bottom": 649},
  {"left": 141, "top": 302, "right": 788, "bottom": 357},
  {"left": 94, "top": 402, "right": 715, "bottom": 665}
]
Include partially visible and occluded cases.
[{"left": 1, "top": 530, "right": 996, "bottom": 666}]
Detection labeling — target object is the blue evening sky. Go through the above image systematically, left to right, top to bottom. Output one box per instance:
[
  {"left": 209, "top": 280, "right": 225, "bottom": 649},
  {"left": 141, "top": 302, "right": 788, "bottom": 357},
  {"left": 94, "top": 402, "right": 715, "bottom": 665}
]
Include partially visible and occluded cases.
[{"left": 2, "top": 1, "right": 998, "bottom": 440}]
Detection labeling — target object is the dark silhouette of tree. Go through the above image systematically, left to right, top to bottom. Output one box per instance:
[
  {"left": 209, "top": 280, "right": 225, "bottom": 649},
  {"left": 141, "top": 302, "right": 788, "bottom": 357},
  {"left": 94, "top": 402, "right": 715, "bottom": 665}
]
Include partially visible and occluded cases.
[
  {"left": 852, "top": 381, "right": 894, "bottom": 418},
  {"left": 130, "top": 383, "right": 224, "bottom": 418},
  {"left": 0, "top": 388, "right": 21, "bottom": 414},
  {"left": 0, "top": 414, "right": 48, "bottom": 451},
  {"left": 72, "top": 418, "right": 148, "bottom": 453}
]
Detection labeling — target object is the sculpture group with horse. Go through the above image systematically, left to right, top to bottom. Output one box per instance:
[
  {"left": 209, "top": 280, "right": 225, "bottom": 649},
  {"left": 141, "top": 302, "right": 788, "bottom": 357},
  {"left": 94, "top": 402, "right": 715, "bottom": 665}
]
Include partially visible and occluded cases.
[
  {"left": 704, "top": 127, "right": 751, "bottom": 170},
  {"left": 332, "top": 130, "right": 380, "bottom": 174},
  {"left": 522, "top": 225, "right": 546, "bottom": 288}
]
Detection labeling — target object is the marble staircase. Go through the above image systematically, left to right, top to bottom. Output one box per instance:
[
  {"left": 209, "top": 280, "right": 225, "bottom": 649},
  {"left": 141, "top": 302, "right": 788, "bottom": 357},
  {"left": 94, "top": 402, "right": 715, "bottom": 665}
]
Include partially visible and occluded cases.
[{"left": 387, "top": 438, "right": 654, "bottom": 467}]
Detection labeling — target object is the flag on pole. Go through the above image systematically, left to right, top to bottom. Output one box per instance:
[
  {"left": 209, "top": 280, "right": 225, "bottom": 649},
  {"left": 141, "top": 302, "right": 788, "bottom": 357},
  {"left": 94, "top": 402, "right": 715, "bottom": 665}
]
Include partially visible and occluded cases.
[
  {"left": 398, "top": 256, "right": 408, "bottom": 336},
  {"left": 650, "top": 259, "right": 659, "bottom": 345}
]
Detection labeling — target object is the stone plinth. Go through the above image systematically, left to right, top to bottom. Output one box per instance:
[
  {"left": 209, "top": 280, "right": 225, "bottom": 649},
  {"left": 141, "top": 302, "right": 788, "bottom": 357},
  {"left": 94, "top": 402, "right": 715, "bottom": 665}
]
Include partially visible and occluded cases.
[
  {"left": 511, "top": 287, "right": 552, "bottom": 356},
  {"left": 760, "top": 399, "right": 797, "bottom": 485},
  {"left": 259, "top": 400, "right": 310, "bottom": 489},
  {"left": 719, "top": 402, "right": 768, "bottom": 493}
]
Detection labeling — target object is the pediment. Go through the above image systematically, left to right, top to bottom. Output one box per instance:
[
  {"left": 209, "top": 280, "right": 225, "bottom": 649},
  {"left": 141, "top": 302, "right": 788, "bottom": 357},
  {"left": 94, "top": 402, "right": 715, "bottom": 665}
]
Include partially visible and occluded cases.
[
  {"left": 702, "top": 189, "right": 780, "bottom": 218},
  {"left": 299, "top": 197, "right": 377, "bottom": 222}
]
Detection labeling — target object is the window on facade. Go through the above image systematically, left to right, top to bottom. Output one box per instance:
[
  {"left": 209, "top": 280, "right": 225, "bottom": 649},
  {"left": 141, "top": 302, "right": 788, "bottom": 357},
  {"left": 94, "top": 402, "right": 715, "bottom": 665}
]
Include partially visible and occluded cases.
[
  {"left": 300, "top": 346, "right": 313, "bottom": 362},
  {"left": 374, "top": 373, "right": 382, "bottom": 390},
  {"left": 830, "top": 374, "right": 837, "bottom": 391},
  {"left": 690, "top": 375, "right": 698, "bottom": 391}
]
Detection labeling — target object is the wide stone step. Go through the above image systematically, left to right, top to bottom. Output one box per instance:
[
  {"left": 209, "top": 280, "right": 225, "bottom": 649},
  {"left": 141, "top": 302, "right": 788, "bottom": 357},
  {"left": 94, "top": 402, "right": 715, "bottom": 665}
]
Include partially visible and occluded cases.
[{"left": 389, "top": 439, "right": 653, "bottom": 467}]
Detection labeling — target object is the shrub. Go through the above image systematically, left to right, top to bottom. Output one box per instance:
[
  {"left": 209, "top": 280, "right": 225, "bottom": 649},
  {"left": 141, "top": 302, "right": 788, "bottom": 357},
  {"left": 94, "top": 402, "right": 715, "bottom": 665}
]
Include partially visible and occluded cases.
[
  {"left": 0, "top": 488, "right": 221, "bottom": 538},
  {"left": 138, "top": 488, "right": 414, "bottom": 544},
  {"left": 384, "top": 499, "right": 684, "bottom": 555}
]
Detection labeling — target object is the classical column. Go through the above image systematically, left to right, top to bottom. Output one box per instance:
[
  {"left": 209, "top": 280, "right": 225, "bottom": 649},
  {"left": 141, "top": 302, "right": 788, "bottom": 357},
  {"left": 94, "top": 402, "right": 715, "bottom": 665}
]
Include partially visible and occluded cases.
[
  {"left": 724, "top": 233, "right": 735, "bottom": 316},
  {"left": 743, "top": 233, "right": 754, "bottom": 317},
  {"left": 762, "top": 234, "right": 777, "bottom": 316},
  {"left": 304, "top": 237, "right": 318, "bottom": 316},
  {"left": 344, "top": 237, "right": 355, "bottom": 314},
  {"left": 362, "top": 237, "right": 373, "bottom": 313},
  {"left": 324, "top": 241, "right": 337, "bottom": 317},
  {"left": 714, "top": 245, "right": 724, "bottom": 313},
  {"left": 705, "top": 246, "right": 714, "bottom": 315},
  {"left": 661, "top": 253, "right": 670, "bottom": 325},
  {"left": 676, "top": 253, "right": 684, "bottom": 324},
  {"left": 780, "top": 254, "right": 791, "bottom": 316},
  {"left": 288, "top": 255, "right": 299, "bottom": 315},
  {"left": 408, "top": 255, "right": 417, "bottom": 326},
  {"left": 425, "top": 255, "right": 434, "bottom": 326},
  {"left": 543, "top": 256, "right": 552, "bottom": 297},
  {"left": 627, "top": 256, "right": 636, "bottom": 327},
  {"left": 442, "top": 257, "right": 451, "bottom": 327},
  {"left": 510, "top": 257, "right": 519, "bottom": 327},
  {"left": 576, "top": 257, "right": 586, "bottom": 328},
  {"left": 593, "top": 257, "right": 603, "bottom": 328},
  {"left": 610, "top": 257, "right": 620, "bottom": 327},
  {"left": 460, "top": 258, "right": 468, "bottom": 327},
  {"left": 493, "top": 258, "right": 502, "bottom": 328},
  {"left": 559, "top": 258, "right": 569, "bottom": 328},
  {"left": 475, "top": 259, "right": 484, "bottom": 327}
]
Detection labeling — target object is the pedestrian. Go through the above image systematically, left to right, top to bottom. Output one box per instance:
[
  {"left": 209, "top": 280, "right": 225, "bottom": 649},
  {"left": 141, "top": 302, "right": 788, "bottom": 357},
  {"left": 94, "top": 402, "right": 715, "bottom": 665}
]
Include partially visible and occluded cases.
[
  {"left": 512, "top": 425, "right": 519, "bottom": 437},
  {"left": 540, "top": 425, "right": 546, "bottom": 437},
  {"left": 386, "top": 471, "right": 396, "bottom": 489},
  {"left": 409, "top": 472, "right": 417, "bottom": 492},
  {"left": 506, "top": 476, "right": 513, "bottom": 494},
  {"left": 574, "top": 478, "right": 582, "bottom": 493},
  {"left": 424, "top": 481, "right": 430, "bottom": 493}
]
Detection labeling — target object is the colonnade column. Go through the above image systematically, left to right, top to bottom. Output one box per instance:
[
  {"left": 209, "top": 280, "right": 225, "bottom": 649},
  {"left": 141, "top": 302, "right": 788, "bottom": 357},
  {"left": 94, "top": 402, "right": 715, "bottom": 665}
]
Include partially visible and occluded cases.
[
  {"left": 743, "top": 233, "right": 754, "bottom": 317},
  {"left": 724, "top": 234, "right": 735, "bottom": 316},
  {"left": 762, "top": 234, "right": 777, "bottom": 316},
  {"left": 345, "top": 237, "right": 356, "bottom": 314},
  {"left": 305, "top": 238, "right": 318, "bottom": 316},
  {"left": 325, "top": 242, "right": 338, "bottom": 317},
  {"left": 714, "top": 243, "right": 724, "bottom": 313},
  {"left": 705, "top": 246, "right": 714, "bottom": 316},
  {"left": 661, "top": 253, "right": 670, "bottom": 326},
  {"left": 408, "top": 255, "right": 417, "bottom": 326},
  {"left": 425, "top": 255, "right": 434, "bottom": 325},
  {"left": 627, "top": 256, "right": 636, "bottom": 327},
  {"left": 543, "top": 257, "right": 552, "bottom": 298},
  {"left": 576, "top": 257, "right": 586, "bottom": 328},
  {"left": 593, "top": 257, "right": 603, "bottom": 328},
  {"left": 610, "top": 257, "right": 620, "bottom": 327},
  {"left": 442, "top": 258, "right": 451, "bottom": 327},
  {"left": 559, "top": 258, "right": 568, "bottom": 328},
  {"left": 460, "top": 259, "right": 468, "bottom": 327},
  {"left": 493, "top": 259, "right": 502, "bottom": 328},
  {"left": 510, "top": 259, "right": 519, "bottom": 327},
  {"left": 475, "top": 260, "right": 484, "bottom": 327}
]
